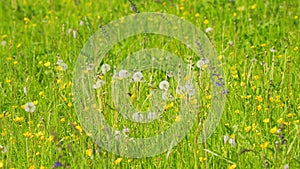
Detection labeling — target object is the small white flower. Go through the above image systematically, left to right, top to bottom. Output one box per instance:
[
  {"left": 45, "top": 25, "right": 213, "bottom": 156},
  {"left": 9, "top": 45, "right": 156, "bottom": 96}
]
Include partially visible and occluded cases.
[
  {"left": 79, "top": 20, "right": 84, "bottom": 26},
  {"left": 205, "top": 27, "right": 213, "bottom": 33},
  {"left": 67, "top": 28, "right": 72, "bottom": 34},
  {"left": 73, "top": 30, "right": 77, "bottom": 38},
  {"left": 1, "top": 40, "right": 6, "bottom": 47},
  {"left": 270, "top": 47, "right": 277, "bottom": 53},
  {"left": 56, "top": 59, "right": 63, "bottom": 65},
  {"left": 56, "top": 59, "right": 68, "bottom": 71},
  {"left": 101, "top": 64, "right": 111, "bottom": 74},
  {"left": 118, "top": 70, "right": 130, "bottom": 79},
  {"left": 132, "top": 71, "right": 143, "bottom": 82},
  {"left": 93, "top": 79, "right": 105, "bottom": 89},
  {"left": 159, "top": 80, "right": 169, "bottom": 91},
  {"left": 176, "top": 86, "right": 185, "bottom": 95},
  {"left": 25, "top": 102, "right": 36, "bottom": 113},
  {"left": 132, "top": 112, "right": 143, "bottom": 122},
  {"left": 147, "top": 112, "right": 157, "bottom": 120},
  {"left": 122, "top": 127, "right": 130, "bottom": 134},
  {"left": 223, "top": 135, "right": 229, "bottom": 144},
  {"left": 229, "top": 138, "right": 236, "bottom": 147},
  {"left": 0, "top": 145, "right": 8, "bottom": 153},
  {"left": 284, "top": 164, "right": 289, "bottom": 169}
]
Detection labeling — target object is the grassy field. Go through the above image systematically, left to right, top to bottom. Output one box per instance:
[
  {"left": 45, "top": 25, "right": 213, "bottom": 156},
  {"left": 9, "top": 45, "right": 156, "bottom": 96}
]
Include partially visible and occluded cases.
[{"left": 0, "top": 0, "right": 300, "bottom": 168}]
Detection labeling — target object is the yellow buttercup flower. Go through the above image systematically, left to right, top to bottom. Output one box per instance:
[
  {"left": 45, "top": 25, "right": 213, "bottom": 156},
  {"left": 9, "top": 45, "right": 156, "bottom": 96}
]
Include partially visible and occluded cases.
[
  {"left": 263, "top": 118, "right": 270, "bottom": 123},
  {"left": 245, "top": 126, "right": 251, "bottom": 132},
  {"left": 270, "top": 127, "right": 278, "bottom": 134},
  {"left": 260, "top": 142, "right": 269, "bottom": 149},
  {"left": 86, "top": 149, "right": 93, "bottom": 157},
  {"left": 114, "top": 158, "right": 122, "bottom": 165},
  {"left": 228, "top": 163, "right": 237, "bottom": 169}
]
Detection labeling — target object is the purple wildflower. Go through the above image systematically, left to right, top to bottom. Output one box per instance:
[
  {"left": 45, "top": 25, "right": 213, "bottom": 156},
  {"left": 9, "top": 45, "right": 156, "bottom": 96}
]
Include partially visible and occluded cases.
[{"left": 53, "top": 161, "right": 63, "bottom": 168}]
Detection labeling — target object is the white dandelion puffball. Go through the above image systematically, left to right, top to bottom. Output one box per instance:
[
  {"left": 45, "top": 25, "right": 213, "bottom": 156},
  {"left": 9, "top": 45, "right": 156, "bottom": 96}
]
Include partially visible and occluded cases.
[
  {"left": 205, "top": 27, "right": 213, "bottom": 33},
  {"left": 1, "top": 41, "right": 6, "bottom": 47},
  {"left": 196, "top": 58, "right": 210, "bottom": 68},
  {"left": 56, "top": 59, "right": 68, "bottom": 71},
  {"left": 60, "top": 62, "right": 68, "bottom": 71},
  {"left": 86, "top": 63, "right": 95, "bottom": 71},
  {"left": 101, "top": 64, "right": 111, "bottom": 74},
  {"left": 118, "top": 70, "right": 130, "bottom": 79},
  {"left": 132, "top": 71, "right": 143, "bottom": 82},
  {"left": 93, "top": 79, "right": 105, "bottom": 89},
  {"left": 159, "top": 80, "right": 170, "bottom": 91},
  {"left": 185, "top": 83, "right": 195, "bottom": 96},
  {"left": 176, "top": 85, "right": 185, "bottom": 95},
  {"left": 25, "top": 102, "right": 36, "bottom": 113},
  {"left": 132, "top": 112, "right": 143, "bottom": 122},
  {"left": 147, "top": 112, "right": 157, "bottom": 120}
]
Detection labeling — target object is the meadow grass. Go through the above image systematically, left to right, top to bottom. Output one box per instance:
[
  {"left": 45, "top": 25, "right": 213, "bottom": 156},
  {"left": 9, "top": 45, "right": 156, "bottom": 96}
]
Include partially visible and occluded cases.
[{"left": 0, "top": 0, "right": 300, "bottom": 168}]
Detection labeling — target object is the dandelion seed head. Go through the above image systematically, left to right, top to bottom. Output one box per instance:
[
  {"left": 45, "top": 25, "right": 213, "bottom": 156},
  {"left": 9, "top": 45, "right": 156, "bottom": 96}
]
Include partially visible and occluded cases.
[
  {"left": 205, "top": 27, "right": 213, "bottom": 33},
  {"left": 1, "top": 41, "right": 6, "bottom": 47},
  {"left": 60, "top": 63, "right": 68, "bottom": 71},
  {"left": 86, "top": 63, "right": 95, "bottom": 71},
  {"left": 101, "top": 64, "right": 111, "bottom": 74},
  {"left": 119, "top": 70, "right": 130, "bottom": 79},
  {"left": 132, "top": 71, "right": 143, "bottom": 82},
  {"left": 93, "top": 79, "right": 105, "bottom": 89},
  {"left": 159, "top": 80, "right": 169, "bottom": 91},
  {"left": 185, "top": 83, "right": 195, "bottom": 96},
  {"left": 176, "top": 86, "right": 185, "bottom": 95},
  {"left": 25, "top": 102, "right": 36, "bottom": 113},
  {"left": 132, "top": 112, "right": 143, "bottom": 122},
  {"left": 147, "top": 112, "right": 157, "bottom": 120}
]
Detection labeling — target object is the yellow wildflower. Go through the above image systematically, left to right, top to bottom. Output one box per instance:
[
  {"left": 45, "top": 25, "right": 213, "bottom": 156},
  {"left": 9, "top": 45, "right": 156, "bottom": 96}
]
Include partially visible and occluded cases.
[
  {"left": 203, "top": 19, "right": 209, "bottom": 25},
  {"left": 263, "top": 118, "right": 270, "bottom": 123},
  {"left": 245, "top": 126, "right": 251, "bottom": 132},
  {"left": 270, "top": 127, "right": 278, "bottom": 134},
  {"left": 260, "top": 142, "right": 269, "bottom": 149},
  {"left": 86, "top": 149, "right": 93, "bottom": 157},
  {"left": 114, "top": 158, "right": 122, "bottom": 165},
  {"left": 228, "top": 163, "right": 237, "bottom": 169}
]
